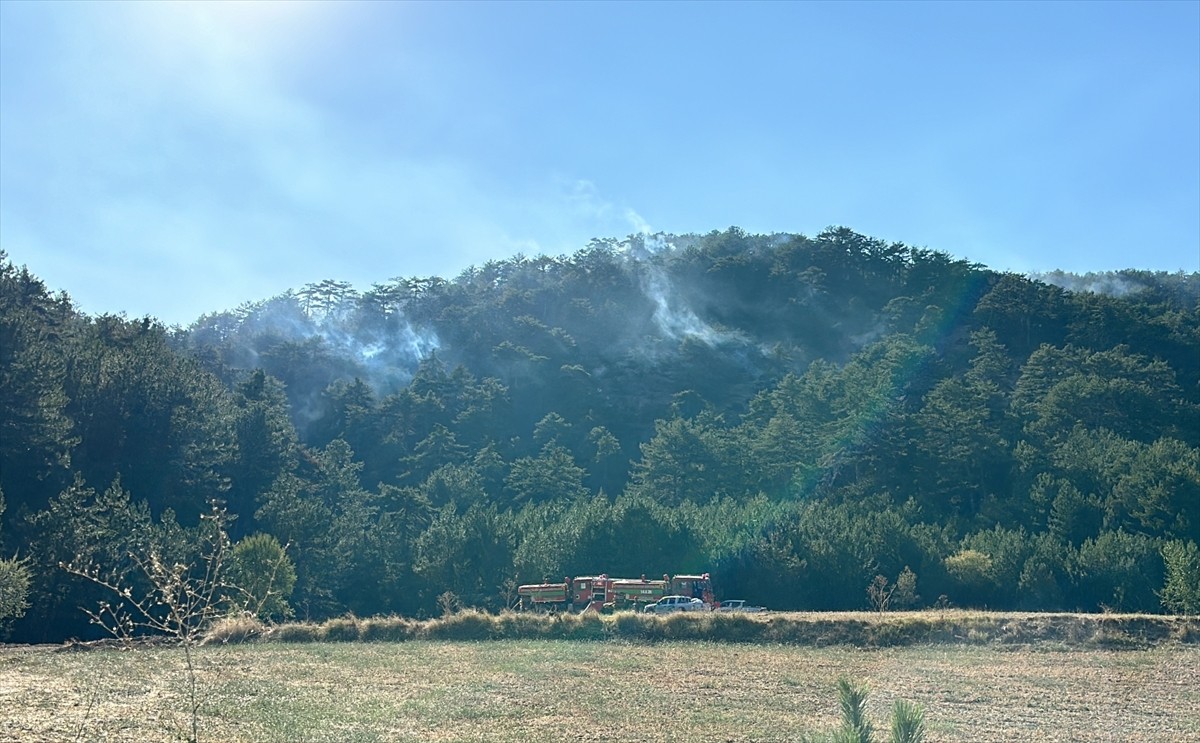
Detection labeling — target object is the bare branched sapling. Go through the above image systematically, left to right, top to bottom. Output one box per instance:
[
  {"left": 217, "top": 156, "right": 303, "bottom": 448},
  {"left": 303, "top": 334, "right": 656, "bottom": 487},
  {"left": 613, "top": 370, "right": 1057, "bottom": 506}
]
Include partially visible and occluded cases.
[
  {"left": 62, "top": 502, "right": 240, "bottom": 743},
  {"left": 64, "top": 502, "right": 234, "bottom": 645},
  {"left": 867, "top": 575, "right": 895, "bottom": 614}
]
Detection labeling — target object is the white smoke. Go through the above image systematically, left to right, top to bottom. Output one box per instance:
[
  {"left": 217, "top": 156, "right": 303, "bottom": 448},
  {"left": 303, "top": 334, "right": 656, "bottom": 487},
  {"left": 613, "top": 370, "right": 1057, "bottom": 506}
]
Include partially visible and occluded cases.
[
  {"left": 625, "top": 208, "right": 653, "bottom": 236},
  {"left": 640, "top": 265, "right": 743, "bottom": 348},
  {"left": 1031, "top": 270, "right": 1145, "bottom": 298},
  {"left": 194, "top": 288, "right": 441, "bottom": 394},
  {"left": 316, "top": 315, "right": 440, "bottom": 390}
]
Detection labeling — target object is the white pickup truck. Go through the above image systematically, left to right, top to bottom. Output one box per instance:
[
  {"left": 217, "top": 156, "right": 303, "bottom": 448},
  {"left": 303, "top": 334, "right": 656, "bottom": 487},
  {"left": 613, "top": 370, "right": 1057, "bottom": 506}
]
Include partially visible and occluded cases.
[
  {"left": 643, "top": 595, "right": 707, "bottom": 613},
  {"left": 715, "top": 599, "right": 765, "bottom": 613}
]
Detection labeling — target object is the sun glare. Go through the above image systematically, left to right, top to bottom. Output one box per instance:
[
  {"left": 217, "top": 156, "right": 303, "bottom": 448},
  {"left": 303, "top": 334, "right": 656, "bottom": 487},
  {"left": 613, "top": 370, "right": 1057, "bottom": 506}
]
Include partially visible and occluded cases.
[{"left": 131, "top": 0, "right": 335, "bottom": 66}]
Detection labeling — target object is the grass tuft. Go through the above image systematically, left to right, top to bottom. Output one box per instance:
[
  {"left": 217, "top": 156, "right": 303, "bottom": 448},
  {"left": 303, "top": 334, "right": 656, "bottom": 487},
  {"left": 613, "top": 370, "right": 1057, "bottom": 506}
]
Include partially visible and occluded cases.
[
  {"left": 424, "top": 609, "right": 495, "bottom": 641},
  {"left": 558, "top": 609, "right": 607, "bottom": 640},
  {"left": 611, "top": 610, "right": 648, "bottom": 639},
  {"left": 712, "top": 612, "right": 766, "bottom": 642},
  {"left": 201, "top": 614, "right": 266, "bottom": 645},
  {"left": 321, "top": 614, "right": 362, "bottom": 642},
  {"left": 359, "top": 615, "right": 419, "bottom": 642},
  {"left": 267, "top": 622, "right": 322, "bottom": 643}
]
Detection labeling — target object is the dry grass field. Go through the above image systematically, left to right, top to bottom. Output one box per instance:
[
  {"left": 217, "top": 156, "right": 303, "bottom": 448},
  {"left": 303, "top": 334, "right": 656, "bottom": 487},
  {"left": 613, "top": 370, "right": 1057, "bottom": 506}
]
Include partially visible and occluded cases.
[{"left": 2, "top": 626, "right": 1198, "bottom": 743}]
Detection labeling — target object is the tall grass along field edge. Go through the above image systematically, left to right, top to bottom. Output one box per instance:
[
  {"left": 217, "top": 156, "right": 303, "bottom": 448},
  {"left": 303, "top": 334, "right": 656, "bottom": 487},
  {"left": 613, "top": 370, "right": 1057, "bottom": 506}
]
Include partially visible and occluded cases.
[{"left": 198, "top": 609, "right": 1199, "bottom": 649}]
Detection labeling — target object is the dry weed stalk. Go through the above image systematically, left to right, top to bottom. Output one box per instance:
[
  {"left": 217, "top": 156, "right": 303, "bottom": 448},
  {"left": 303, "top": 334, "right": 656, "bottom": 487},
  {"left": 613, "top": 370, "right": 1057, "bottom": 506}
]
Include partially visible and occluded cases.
[
  {"left": 62, "top": 502, "right": 292, "bottom": 743},
  {"left": 867, "top": 575, "right": 895, "bottom": 614}
]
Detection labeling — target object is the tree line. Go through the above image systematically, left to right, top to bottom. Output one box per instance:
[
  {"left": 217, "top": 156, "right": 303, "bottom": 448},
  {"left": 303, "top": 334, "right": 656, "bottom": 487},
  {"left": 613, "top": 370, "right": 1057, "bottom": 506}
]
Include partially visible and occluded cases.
[{"left": 2, "top": 227, "right": 1198, "bottom": 641}]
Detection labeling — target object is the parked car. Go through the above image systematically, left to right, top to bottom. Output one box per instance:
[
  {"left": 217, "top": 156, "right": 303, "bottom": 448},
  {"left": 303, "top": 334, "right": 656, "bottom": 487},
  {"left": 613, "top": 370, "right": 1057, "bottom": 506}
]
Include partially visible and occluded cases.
[
  {"left": 643, "top": 595, "right": 707, "bottom": 613},
  {"left": 715, "top": 599, "right": 765, "bottom": 613}
]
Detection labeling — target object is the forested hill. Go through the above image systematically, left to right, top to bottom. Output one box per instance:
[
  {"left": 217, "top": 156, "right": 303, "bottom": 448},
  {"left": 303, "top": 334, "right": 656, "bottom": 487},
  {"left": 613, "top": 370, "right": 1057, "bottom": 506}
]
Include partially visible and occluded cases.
[{"left": 3, "top": 227, "right": 1199, "bottom": 643}]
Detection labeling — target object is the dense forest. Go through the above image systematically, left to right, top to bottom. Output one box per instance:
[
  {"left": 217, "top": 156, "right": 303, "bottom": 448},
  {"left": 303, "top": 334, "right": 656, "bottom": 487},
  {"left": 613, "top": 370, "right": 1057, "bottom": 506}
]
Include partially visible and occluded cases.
[{"left": 2, "top": 227, "right": 1199, "bottom": 642}]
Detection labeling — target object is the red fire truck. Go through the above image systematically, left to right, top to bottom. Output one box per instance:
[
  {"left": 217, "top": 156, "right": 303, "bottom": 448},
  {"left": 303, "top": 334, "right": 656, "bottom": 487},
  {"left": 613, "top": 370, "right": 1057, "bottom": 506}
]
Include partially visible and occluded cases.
[{"left": 517, "top": 573, "right": 715, "bottom": 612}]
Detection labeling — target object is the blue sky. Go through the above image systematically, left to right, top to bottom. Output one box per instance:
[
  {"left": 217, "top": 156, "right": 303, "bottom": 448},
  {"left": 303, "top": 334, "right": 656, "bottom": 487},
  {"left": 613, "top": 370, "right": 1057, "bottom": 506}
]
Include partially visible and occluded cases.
[{"left": 2, "top": 0, "right": 1197, "bottom": 326}]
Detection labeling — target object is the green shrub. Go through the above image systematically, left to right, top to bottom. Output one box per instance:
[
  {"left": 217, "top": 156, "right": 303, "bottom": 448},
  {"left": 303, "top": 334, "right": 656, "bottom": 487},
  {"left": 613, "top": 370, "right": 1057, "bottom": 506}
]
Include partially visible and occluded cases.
[
  {"left": 1073, "top": 530, "right": 1162, "bottom": 612},
  {"left": 226, "top": 533, "right": 296, "bottom": 622},
  {"left": 1160, "top": 540, "right": 1200, "bottom": 615},
  {"left": 943, "top": 549, "right": 995, "bottom": 607},
  {"left": 0, "top": 556, "right": 31, "bottom": 623},
  {"left": 892, "top": 568, "right": 920, "bottom": 610}
]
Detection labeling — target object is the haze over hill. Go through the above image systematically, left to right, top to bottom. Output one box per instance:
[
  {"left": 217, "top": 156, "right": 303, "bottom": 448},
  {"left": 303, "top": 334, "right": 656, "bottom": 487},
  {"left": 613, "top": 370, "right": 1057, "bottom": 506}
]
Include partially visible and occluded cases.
[{"left": 178, "top": 227, "right": 1200, "bottom": 425}]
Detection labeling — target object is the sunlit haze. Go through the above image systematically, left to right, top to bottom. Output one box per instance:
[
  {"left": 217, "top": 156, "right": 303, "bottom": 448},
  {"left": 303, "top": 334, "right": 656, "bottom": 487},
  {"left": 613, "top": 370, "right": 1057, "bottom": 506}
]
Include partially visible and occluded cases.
[{"left": 2, "top": 0, "right": 1197, "bottom": 326}]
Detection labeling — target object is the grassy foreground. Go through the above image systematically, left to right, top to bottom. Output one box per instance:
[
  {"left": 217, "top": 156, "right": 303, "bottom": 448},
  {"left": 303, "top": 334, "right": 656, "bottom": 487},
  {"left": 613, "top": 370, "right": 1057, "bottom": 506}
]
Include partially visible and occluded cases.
[{"left": 2, "top": 639, "right": 1198, "bottom": 742}]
